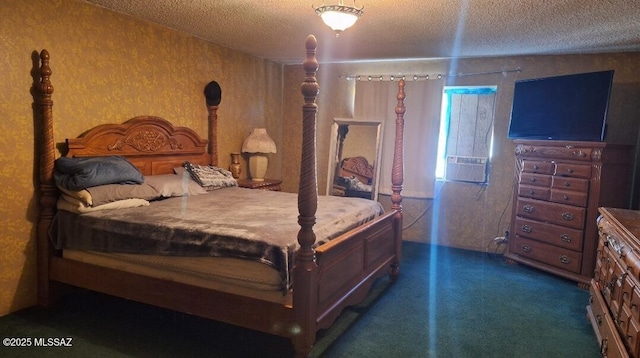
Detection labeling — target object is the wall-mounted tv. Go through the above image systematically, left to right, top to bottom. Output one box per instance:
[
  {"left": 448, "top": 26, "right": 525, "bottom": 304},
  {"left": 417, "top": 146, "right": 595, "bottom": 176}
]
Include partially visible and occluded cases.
[{"left": 507, "top": 70, "right": 614, "bottom": 141}]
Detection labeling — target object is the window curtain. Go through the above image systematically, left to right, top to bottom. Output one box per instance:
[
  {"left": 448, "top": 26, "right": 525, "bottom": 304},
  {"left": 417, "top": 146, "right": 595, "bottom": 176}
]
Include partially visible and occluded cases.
[{"left": 354, "top": 80, "right": 442, "bottom": 198}]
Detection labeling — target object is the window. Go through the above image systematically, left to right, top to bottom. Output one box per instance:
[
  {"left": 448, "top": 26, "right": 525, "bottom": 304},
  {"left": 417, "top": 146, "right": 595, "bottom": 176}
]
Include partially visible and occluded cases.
[{"left": 435, "top": 86, "right": 497, "bottom": 183}]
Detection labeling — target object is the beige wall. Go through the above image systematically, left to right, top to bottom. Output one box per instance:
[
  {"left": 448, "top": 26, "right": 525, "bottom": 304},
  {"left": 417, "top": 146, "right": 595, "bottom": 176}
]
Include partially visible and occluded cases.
[
  {"left": 0, "top": 0, "right": 283, "bottom": 316},
  {"left": 283, "top": 53, "right": 640, "bottom": 252}
]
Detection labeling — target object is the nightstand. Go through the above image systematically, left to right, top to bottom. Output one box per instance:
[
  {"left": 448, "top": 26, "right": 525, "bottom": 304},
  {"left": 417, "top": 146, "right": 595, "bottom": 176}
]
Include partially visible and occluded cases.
[{"left": 237, "top": 178, "right": 282, "bottom": 191}]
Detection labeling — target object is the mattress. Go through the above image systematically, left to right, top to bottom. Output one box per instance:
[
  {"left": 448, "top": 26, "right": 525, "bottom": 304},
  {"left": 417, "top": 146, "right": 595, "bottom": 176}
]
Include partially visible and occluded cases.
[
  {"left": 51, "top": 187, "right": 384, "bottom": 289},
  {"left": 63, "top": 249, "right": 291, "bottom": 304}
]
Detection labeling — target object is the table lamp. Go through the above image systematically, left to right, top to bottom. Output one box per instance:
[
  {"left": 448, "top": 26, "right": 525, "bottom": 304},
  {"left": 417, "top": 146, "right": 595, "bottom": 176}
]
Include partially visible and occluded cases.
[{"left": 242, "top": 128, "right": 276, "bottom": 181}]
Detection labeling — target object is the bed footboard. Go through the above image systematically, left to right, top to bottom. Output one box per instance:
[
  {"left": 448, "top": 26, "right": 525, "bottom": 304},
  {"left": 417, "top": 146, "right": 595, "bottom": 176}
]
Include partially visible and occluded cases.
[{"left": 314, "top": 210, "right": 399, "bottom": 329}]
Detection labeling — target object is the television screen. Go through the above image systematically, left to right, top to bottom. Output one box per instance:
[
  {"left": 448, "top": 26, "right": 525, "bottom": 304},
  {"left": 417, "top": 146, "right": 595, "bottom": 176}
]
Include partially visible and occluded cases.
[{"left": 507, "top": 70, "right": 614, "bottom": 141}]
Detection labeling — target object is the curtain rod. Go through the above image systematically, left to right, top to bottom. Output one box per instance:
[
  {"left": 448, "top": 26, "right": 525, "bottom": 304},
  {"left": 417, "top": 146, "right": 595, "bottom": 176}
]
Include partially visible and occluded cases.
[{"left": 340, "top": 67, "right": 522, "bottom": 81}]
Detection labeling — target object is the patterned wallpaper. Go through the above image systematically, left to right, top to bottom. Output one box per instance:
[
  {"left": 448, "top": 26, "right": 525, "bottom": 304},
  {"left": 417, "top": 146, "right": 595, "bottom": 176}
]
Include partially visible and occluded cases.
[
  {"left": 0, "top": 0, "right": 282, "bottom": 315},
  {"left": 3, "top": 0, "right": 640, "bottom": 318}
]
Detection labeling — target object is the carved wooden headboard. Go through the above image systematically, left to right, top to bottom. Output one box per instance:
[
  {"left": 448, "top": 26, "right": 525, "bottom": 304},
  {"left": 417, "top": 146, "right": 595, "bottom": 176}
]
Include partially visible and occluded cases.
[
  {"left": 65, "top": 116, "right": 211, "bottom": 176},
  {"left": 339, "top": 156, "right": 374, "bottom": 185}
]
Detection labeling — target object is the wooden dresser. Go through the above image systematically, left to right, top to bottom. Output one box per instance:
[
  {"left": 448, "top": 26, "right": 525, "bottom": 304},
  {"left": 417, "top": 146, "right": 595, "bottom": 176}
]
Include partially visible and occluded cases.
[
  {"left": 505, "top": 140, "right": 632, "bottom": 287},
  {"left": 589, "top": 207, "right": 640, "bottom": 357}
]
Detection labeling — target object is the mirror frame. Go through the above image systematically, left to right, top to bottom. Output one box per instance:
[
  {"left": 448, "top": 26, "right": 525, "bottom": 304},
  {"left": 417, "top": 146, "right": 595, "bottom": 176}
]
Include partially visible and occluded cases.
[{"left": 326, "top": 118, "right": 384, "bottom": 200}]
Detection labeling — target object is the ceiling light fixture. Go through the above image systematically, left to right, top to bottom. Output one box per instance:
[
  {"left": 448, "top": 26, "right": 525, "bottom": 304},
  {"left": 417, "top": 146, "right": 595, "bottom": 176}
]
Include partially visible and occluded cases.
[{"left": 314, "top": 1, "right": 364, "bottom": 36}]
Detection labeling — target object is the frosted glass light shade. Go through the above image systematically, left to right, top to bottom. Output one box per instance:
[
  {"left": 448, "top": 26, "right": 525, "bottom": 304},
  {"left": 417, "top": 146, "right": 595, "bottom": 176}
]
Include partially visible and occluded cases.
[
  {"left": 314, "top": 1, "right": 364, "bottom": 34},
  {"left": 320, "top": 11, "right": 358, "bottom": 32}
]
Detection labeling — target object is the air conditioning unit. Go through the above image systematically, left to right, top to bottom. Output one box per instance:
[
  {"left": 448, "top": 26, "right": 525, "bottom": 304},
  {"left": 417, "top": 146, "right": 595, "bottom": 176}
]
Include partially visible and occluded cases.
[{"left": 445, "top": 156, "right": 488, "bottom": 183}]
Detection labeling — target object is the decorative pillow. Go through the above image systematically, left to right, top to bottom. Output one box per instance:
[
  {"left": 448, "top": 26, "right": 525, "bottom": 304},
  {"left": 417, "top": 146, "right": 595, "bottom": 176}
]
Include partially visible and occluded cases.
[
  {"left": 54, "top": 156, "right": 144, "bottom": 191},
  {"left": 183, "top": 162, "right": 238, "bottom": 190},
  {"left": 144, "top": 173, "right": 207, "bottom": 197},
  {"left": 85, "top": 183, "right": 161, "bottom": 206}
]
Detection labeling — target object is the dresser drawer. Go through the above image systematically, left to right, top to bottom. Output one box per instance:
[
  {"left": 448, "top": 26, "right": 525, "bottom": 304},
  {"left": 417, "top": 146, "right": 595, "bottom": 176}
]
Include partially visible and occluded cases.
[
  {"left": 517, "top": 144, "right": 594, "bottom": 162},
  {"left": 521, "top": 160, "right": 554, "bottom": 174},
  {"left": 554, "top": 162, "right": 592, "bottom": 178},
  {"left": 519, "top": 172, "right": 552, "bottom": 187},
  {"left": 551, "top": 176, "right": 589, "bottom": 192},
  {"left": 518, "top": 185, "right": 550, "bottom": 201},
  {"left": 550, "top": 188, "right": 588, "bottom": 207},
  {"left": 516, "top": 197, "right": 586, "bottom": 229},
  {"left": 515, "top": 217, "right": 583, "bottom": 251},
  {"left": 513, "top": 236, "right": 582, "bottom": 273},
  {"left": 588, "top": 281, "right": 629, "bottom": 358},
  {"left": 631, "top": 287, "right": 640, "bottom": 328},
  {"left": 628, "top": 316, "right": 640, "bottom": 358}
]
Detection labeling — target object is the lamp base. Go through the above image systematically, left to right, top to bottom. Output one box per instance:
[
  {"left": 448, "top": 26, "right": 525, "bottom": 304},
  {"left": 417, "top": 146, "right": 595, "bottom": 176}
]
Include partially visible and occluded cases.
[{"left": 248, "top": 154, "right": 268, "bottom": 181}]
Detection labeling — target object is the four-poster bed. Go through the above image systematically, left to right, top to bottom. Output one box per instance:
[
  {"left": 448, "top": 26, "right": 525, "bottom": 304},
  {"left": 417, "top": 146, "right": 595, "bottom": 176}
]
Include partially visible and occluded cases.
[{"left": 35, "top": 35, "right": 406, "bottom": 357}]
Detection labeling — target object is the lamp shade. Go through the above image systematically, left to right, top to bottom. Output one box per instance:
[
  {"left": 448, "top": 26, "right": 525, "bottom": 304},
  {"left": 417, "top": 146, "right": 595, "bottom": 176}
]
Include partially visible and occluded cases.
[{"left": 242, "top": 128, "right": 277, "bottom": 154}]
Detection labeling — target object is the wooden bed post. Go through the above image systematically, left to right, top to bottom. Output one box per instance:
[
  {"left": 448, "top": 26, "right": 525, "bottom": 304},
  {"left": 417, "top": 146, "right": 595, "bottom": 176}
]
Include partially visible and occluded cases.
[
  {"left": 293, "top": 34, "right": 320, "bottom": 358},
  {"left": 36, "top": 49, "right": 58, "bottom": 307},
  {"left": 391, "top": 79, "right": 405, "bottom": 278},
  {"left": 207, "top": 104, "right": 218, "bottom": 166}
]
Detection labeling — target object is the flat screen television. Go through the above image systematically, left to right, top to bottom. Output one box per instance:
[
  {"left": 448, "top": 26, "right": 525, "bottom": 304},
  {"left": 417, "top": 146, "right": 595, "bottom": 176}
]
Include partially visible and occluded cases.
[{"left": 507, "top": 70, "right": 614, "bottom": 141}]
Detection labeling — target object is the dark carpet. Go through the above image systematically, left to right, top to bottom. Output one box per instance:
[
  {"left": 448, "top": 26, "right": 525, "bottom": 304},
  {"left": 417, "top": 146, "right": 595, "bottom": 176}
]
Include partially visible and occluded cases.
[{"left": 0, "top": 241, "right": 601, "bottom": 357}]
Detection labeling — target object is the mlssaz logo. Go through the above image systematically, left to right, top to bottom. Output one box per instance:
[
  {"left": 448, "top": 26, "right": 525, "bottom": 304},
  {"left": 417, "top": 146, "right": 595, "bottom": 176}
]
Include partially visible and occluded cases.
[{"left": 34, "top": 337, "right": 73, "bottom": 347}]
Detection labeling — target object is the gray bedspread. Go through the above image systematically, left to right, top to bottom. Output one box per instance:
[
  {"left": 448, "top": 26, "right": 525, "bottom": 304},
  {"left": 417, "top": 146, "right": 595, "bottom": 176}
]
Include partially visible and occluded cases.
[{"left": 49, "top": 187, "right": 384, "bottom": 288}]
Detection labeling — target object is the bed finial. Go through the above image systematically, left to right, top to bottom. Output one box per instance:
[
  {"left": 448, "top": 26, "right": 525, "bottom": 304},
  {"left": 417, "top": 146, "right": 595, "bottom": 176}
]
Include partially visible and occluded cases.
[
  {"left": 293, "top": 34, "right": 320, "bottom": 357},
  {"left": 301, "top": 35, "right": 319, "bottom": 103},
  {"left": 38, "top": 48, "right": 55, "bottom": 203},
  {"left": 39, "top": 50, "right": 54, "bottom": 96},
  {"left": 204, "top": 81, "right": 221, "bottom": 166}
]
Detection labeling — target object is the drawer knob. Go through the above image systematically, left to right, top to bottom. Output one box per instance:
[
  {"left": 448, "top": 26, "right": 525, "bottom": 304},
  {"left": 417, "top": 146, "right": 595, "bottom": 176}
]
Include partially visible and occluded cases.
[
  {"left": 573, "top": 150, "right": 587, "bottom": 158},
  {"left": 533, "top": 165, "right": 539, "bottom": 170},
  {"left": 566, "top": 168, "right": 574, "bottom": 174},
  {"left": 530, "top": 177, "right": 536, "bottom": 182},
  {"left": 564, "top": 181, "right": 571, "bottom": 187},
  {"left": 530, "top": 190, "right": 535, "bottom": 195},
  {"left": 563, "top": 194, "right": 569, "bottom": 200},
  {"left": 523, "top": 205, "right": 534, "bottom": 213},
  {"left": 562, "top": 212, "right": 574, "bottom": 221},
  {"left": 522, "top": 225, "right": 532, "bottom": 233},
  {"left": 560, "top": 234, "right": 572, "bottom": 243},
  {"left": 521, "top": 245, "right": 532, "bottom": 253},
  {"left": 559, "top": 255, "right": 571, "bottom": 264}
]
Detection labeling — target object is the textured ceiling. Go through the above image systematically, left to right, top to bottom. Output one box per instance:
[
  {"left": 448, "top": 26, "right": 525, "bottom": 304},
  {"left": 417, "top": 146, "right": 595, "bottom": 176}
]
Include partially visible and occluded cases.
[{"left": 82, "top": 0, "right": 640, "bottom": 64}]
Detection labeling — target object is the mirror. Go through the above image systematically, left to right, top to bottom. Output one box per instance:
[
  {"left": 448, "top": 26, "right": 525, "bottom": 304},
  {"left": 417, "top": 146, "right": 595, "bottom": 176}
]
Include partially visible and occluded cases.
[{"left": 326, "top": 118, "right": 383, "bottom": 200}]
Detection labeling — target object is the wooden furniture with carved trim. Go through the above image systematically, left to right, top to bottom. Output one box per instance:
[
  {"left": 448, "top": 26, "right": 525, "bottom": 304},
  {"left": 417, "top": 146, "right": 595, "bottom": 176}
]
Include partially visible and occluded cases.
[
  {"left": 34, "top": 36, "right": 407, "bottom": 358},
  {"left": 506, "top": 140, "right": 632, "bottom": 287},
  {"left": 339, "top": 156, "right": 374, "bottom": 185},
  {"left": 237, "top": 178, "right": 282, "bottom": 191},
  {"left": 589, "top": 207, "right": 640, "bottom": 358}
]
